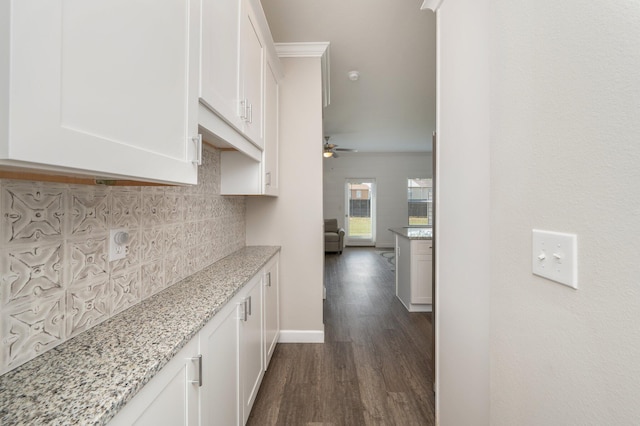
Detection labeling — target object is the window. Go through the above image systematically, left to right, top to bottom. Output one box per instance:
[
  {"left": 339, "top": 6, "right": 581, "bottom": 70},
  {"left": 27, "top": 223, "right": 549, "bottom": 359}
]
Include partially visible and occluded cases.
[{"left": 408, "top": 178, "right": 432, "bottom": 225}]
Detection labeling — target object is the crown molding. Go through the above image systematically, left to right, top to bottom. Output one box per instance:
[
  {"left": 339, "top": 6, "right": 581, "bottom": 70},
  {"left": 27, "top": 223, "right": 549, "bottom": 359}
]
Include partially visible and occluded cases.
[
  {"left": 420, "top": 0, "right": 445, "bottom": 12},
  {"left": 275, "top": 42, "right": 330, "bottom": 58},
  {"left": 276, "top": 42, "right": 331, "bottom": 107}
]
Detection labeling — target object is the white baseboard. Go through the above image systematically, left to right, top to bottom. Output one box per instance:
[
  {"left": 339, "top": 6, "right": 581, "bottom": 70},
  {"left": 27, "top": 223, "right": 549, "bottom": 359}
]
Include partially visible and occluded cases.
[{"left": 278, "top": 330, "right": 325, "bottom": 343}]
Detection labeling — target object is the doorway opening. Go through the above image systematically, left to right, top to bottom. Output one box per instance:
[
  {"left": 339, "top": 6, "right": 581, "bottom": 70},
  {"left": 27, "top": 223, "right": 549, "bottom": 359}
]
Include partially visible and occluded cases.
[{"left": 344, "top": 179, "right": 376, "bottom": 246}]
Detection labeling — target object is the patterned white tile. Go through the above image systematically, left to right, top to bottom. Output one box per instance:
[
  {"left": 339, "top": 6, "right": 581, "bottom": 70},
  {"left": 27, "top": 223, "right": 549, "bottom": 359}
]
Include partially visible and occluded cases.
[
  {"left": 0, "top": 146, "right": 252, "bottom": 374},
  {"left": 1, "top": 184, "right": 66, "bottom": 245},
  {"left": 68, "top": 188, "right": 109, "bottom": 237},
  {"left": 111, "top": 188, "right": 141, "bottom": 228},
  {"left": 141, "top": 192, "right": 165, "bottom": 228},
  {"left": 164, "top": 193, "right": 184, "bottom": 223},
  {"left": 183, "top": 195, "right": 200, "bottom": 222},
  {"left": 211, "top": 198, "right": 223, "bottom": 218},
  {"left": 202, "top": 219, "right": 214, "bottom": 242},
  {"left": 183, "top": 222, "right": 198, "bottom": 248},
  {"left": 164, "top": 224, "right": 184, "bottom": 253},
  {"left": 140, "top": 227, "right": 164, "bottom": 262},
  {"left": 68, "top": 237, "right": 109, "bottom": 282},
  {"left": 0, "top": 243, "right": 65, "bottom": 306},
  {"left": 200, "top": 243, "right": 215, "bottom": 269},
  {"left": 183, "top": 248, "right": 197, "bottom": 277},
  {"left": 164, "top": 252, "right": 183, "bottom": 287},
  {"left": 141, "top": 261, "right": 165, "bottom": 299},
  {"left": 111, "top": 268, "right": 141, "bottom": 315},
  {"left": 66, "top": 278, "right": 110, "bottom": 338},
  {"left": 1, "top": 294, "right": 66, "bottom": 374}
]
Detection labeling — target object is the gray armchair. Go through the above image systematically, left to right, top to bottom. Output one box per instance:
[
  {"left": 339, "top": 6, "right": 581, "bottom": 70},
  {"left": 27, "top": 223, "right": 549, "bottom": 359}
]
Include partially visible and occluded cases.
[{"left": 324, "top": 219, "right": 345, "bottom": 254}]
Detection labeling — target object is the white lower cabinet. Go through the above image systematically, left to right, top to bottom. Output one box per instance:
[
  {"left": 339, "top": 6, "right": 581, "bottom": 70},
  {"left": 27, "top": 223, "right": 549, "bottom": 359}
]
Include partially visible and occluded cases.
[
  {"left": 263, "top": 253, "right": 279, "bottom": 368},
  {"left": 109, "top": 254, "right": 279, "bottom": 426},
  {"left": 240, "top": 275, "right": 264, "bottom": 425},
  {"left": 200, "top": 301, "right": 241, "bottom": 426},
  {"left": 109, "top": 339, "right": 200, "bottom": 426}
]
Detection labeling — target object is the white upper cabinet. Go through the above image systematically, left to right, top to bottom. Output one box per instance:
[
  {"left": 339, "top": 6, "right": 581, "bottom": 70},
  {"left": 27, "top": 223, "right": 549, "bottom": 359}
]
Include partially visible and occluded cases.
[
  {"left": 0, "top": 0, "right": 201, "bottom": 185},
  {"left": 199, "top": 0, "right": 242, "bottom": 131},
  {"left": 199, "top": 0, "right": 281, "bottom": 164},
  {"left": 238, "top": 0, "right": 264, "bottom": 149},
  {"left": 219, "top": 53, "right": 280, "bottom": 196},
  {"left": 262, "top": 58, "right": 279, "bottom": 196}
]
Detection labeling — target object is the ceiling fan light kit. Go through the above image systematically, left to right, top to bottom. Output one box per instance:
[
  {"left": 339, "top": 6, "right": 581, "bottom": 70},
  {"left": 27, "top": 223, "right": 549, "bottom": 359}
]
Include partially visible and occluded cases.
[{"left": 323, "top": 136, "right": 357, "bottom": 159}]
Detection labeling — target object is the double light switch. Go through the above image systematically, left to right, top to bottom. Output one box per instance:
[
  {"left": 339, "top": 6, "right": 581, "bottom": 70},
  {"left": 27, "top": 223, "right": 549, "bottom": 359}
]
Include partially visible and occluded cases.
[{"left": 532, "top": 229, "right": 578, "bottom": 289}]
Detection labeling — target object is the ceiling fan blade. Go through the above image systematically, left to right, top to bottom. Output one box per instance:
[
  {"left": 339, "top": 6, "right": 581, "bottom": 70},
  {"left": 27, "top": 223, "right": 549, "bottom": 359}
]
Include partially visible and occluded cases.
[
  {"left": 334, "top": 148, "right": 358, "bottom": 152},
  {"left": 332, "top": 152, "right": 339, "bottom": 158}
]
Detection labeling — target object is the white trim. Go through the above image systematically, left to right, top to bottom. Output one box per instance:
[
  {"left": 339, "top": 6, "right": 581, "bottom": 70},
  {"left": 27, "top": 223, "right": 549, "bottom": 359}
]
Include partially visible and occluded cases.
[
  {"left": 420, "top": 0, "right": 445, "bottom": 12},
  {"left": 275, "top": 42, "right": 330, "bottom": 58},
  {"left": 276, "top": 42, "right": 331, "bottom": 106},
  {"left": 344, "top": 178, "right": 377, "bottom": 246},
  {"left": 278, "top": 330, "right": 325, "bottom": 343}
]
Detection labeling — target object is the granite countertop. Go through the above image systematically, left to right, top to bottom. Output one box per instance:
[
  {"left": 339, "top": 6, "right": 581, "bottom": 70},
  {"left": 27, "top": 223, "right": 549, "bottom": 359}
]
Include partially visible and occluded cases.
[
  {"left": 389, "top": 227, "right": 433, "bottom": 240},
  {"left": 0, "top": 245, "right": 280, "bottom": 426}
]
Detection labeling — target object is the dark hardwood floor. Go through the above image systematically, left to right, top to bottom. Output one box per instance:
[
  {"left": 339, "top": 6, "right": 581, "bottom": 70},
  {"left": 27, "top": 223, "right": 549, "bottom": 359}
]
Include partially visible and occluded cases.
[{"left": 247, "top": 247, "right": 435, "bottom": 425}]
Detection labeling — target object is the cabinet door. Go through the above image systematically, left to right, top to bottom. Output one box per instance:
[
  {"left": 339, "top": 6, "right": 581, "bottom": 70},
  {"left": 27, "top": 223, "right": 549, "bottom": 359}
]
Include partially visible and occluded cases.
[
  {"left": 6, "top": 0, "right": 200, "bottom": 185},
  {"left": 200, "top": 0, "right": 242, "bottom": 130},
  {"left": 239, "top": 0, "right": 264, "bottom": 148},
  {"left": 263, "top": 59, "right": 279, "bottom": 196},
  {"left": 396, "top": 236, "right": 412, "bottom": 308},
  {"left": 411, "top": 241, "right": 433, "bottom": 304},
  {"left": 263, "top": 254, "right": 279, "bottom": 368},
  {"left": 412, "top": 254, "right": 433, "bottom": 304},
  {"left": 240, "top": 274, "right": 264, "bottom": 424},
  {"left": 200, "top": 302, "right": 240, "bottom": 426},
  {"left": 108, "top": 339, "right": 200, "bottom": 426}
]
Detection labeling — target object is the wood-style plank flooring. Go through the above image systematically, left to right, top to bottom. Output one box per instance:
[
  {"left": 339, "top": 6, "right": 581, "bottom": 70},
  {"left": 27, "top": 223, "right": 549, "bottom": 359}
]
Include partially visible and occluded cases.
[{"left": 247, "top": 247, "right": 435, "bottom": 425}]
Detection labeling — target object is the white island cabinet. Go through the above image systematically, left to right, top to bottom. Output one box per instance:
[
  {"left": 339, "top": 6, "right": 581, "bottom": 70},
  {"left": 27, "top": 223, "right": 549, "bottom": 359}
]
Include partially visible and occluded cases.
[
  {"left": 1, "top": 0, "right": 201, "bottom": 185},
  {"left": 392, "top": 228, "right": 433, "bottom": 312}
]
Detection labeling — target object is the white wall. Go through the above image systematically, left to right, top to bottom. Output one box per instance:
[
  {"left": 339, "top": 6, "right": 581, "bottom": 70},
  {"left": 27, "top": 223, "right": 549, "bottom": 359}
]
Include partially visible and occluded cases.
[
  {"left": 436, "top": 0, "right": 491, "bottom": 424},
  {"left": 489, "top": 1, "right": 640, "bottom": 424},
  {"left": 246, "top": 57, "right": 324, "bottom": 341},
  {"left": 323, "top": 152, "right": 431, "bottom": 248}
]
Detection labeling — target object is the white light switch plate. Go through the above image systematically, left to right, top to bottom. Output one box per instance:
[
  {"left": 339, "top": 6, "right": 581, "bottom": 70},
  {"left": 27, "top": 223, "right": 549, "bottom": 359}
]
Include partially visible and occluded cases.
[{"left": 532, "top": 229, "right": 578, "bottom": 289}]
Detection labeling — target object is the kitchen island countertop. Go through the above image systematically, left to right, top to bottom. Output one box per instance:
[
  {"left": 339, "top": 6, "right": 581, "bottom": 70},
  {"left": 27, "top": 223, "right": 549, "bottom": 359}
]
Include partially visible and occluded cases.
[
  {"left": 389, "top": 227, "right": 433, "bottom": 240},
  {"left": 0, "top": 245, "right": 280, "bottom": 426}
]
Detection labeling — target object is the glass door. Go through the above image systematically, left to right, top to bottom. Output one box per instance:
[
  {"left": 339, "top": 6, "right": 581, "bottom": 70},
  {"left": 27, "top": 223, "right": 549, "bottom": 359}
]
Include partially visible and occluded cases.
[{"left": 344, "top": 179, "right": 376, "bottom": 246}]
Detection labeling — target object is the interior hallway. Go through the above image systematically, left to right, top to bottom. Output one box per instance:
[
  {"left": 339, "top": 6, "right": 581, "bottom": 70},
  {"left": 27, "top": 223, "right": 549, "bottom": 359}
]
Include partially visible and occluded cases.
[{"left": 248, "top": 247, "right": 435, "bottom": 425}]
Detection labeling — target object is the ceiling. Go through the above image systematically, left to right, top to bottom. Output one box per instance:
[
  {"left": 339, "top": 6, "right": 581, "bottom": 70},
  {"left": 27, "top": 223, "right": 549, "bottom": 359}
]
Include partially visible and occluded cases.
[{"left": 260, "top": 0, "right": 437, "bottom": 153}]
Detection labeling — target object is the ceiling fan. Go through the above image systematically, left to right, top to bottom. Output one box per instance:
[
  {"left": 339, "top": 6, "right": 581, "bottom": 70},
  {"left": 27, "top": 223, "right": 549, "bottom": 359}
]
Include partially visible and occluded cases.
[{"left": 323, "top": 136, "right": 357, "bottom": 158}]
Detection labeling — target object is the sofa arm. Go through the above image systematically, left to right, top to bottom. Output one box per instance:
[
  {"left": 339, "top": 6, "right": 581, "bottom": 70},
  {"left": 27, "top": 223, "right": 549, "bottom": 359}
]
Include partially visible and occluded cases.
[{"left": 338, "top": 228, "right": 345, "bottom": 236}]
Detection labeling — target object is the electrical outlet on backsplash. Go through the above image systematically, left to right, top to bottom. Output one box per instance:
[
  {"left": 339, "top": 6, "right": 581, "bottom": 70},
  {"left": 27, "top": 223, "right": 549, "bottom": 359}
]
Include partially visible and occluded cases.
[{"left": 0, "top": 145, "right": 246, "bottom": 375}]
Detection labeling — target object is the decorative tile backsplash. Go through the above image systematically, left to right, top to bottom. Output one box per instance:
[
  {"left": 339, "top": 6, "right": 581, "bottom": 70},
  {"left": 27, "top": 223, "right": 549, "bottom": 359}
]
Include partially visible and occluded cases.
[{"left": 0, "top": 146, "right": 246, "bottom": 375}]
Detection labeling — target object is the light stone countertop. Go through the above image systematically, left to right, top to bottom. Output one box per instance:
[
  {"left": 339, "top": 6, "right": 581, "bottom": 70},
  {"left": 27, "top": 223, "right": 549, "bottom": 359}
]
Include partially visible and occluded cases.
[
  {"left": 389, "top": 227, "right": 433, "bottom": 240},
  {"left": 0, "top": 245, "right": 280, "bottom": 426}
]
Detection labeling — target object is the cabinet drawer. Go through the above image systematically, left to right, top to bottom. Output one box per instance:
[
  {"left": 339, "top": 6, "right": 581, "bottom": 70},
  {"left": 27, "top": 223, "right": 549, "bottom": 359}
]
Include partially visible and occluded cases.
[{"left": 414, "top": 240, "right": 433, "bottom": 255}]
